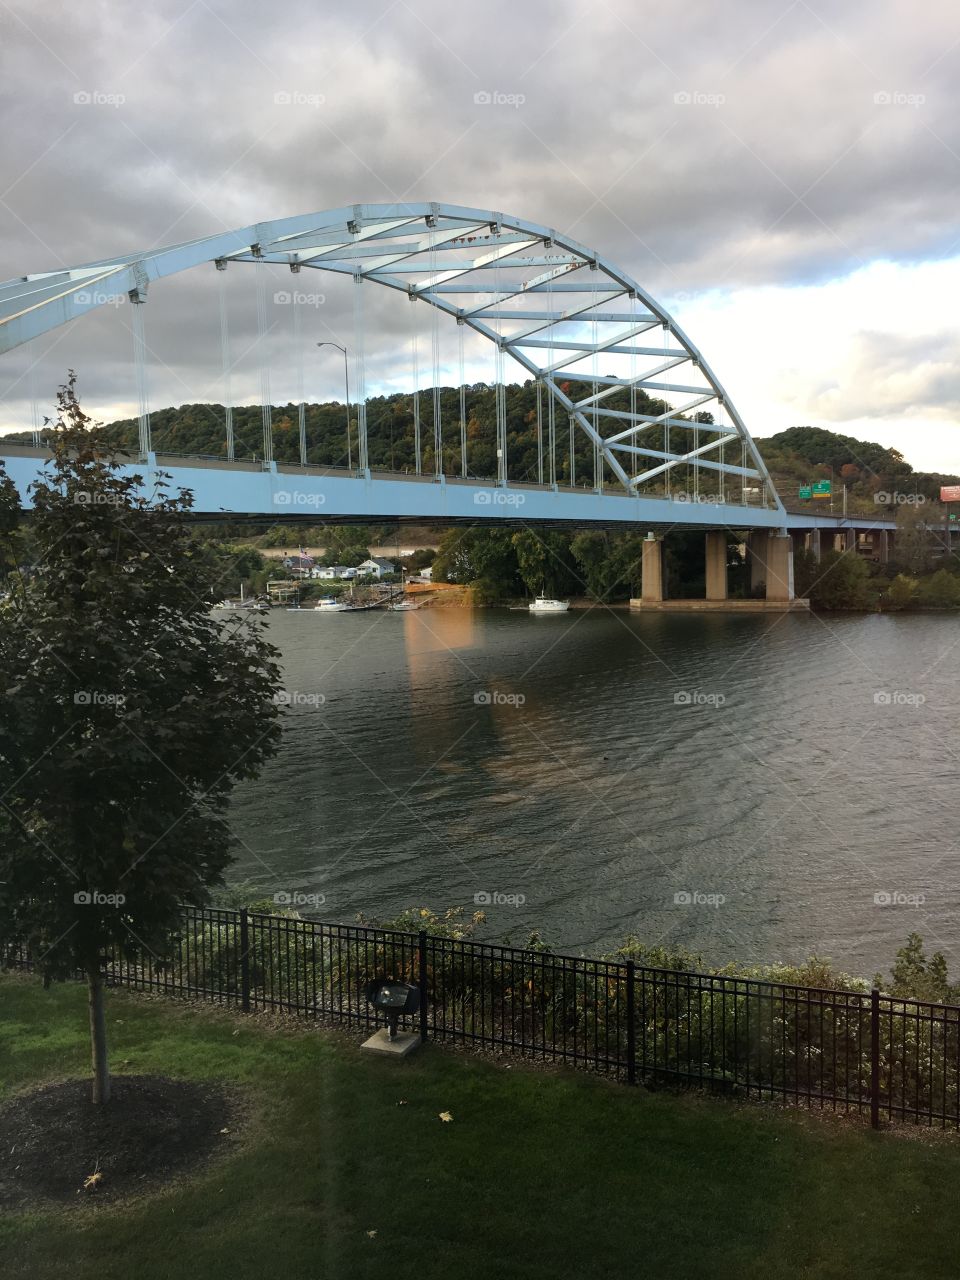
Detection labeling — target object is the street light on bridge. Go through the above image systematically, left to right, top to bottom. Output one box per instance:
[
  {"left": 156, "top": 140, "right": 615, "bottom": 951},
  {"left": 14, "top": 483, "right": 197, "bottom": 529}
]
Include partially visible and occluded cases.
[{"left": 317, "top": 341, "right": 351, "bottom": 471}]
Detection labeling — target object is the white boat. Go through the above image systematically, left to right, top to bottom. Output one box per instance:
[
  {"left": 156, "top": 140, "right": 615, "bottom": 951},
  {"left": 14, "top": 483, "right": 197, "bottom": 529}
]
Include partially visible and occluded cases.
[
  {"left": 529, "top": 595, "right": 569, "bottom": 613},
  {"left": 314, "top": 596, "right": 352, "bottom": 612},
  {"left": 391, "top": 600, "right": 420, "bottom": 611}
]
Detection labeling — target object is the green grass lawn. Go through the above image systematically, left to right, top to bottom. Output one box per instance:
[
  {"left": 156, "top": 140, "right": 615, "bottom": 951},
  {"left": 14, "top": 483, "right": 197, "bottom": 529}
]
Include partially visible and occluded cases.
[{"left": 1, "top": 972, "right": 959, "bottom": 1280}]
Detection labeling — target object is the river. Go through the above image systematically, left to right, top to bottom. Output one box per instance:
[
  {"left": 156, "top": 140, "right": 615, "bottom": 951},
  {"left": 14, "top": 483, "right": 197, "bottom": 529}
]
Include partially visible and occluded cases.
[{"left": 228, "top": 606, "right": 959, "bottom": 977}]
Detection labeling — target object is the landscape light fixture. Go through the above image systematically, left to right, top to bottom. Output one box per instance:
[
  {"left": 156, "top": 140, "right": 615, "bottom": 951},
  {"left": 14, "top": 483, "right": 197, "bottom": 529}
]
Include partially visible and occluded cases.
[{"left": 361, "top": 979, "right": 422, "bottom": 1057}]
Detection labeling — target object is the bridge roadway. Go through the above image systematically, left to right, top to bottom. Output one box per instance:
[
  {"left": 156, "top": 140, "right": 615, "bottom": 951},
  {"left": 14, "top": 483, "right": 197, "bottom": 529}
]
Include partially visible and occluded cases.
[{"left": 0, "top": 443, "right": 899, "bottom": 533}]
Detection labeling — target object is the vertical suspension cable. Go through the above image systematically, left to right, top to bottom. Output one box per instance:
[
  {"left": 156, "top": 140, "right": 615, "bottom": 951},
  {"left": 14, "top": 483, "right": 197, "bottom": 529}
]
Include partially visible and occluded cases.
[
  {"left": 494, "top": 237, "right": 506, "bottom": 486},
  {"left": 431, "top": 243, "right": 442, "bottom": 478},
  {"left": 254, "top": 258, "right": 273, "bottom": 465},
  {"left": 546, "top": 260, "right": 556, "bottom": 487},
  {"left": 216, "top": 264, "right": 235, "bottom": 461},
  {"left": 353, "top": 274, "right": 368, "bottom": 472},
  {"left": 592, "top": 280, "right": 601, "bottom": 493},
  {"left": 293, "top": 282, "right": 306, "bottom": 466},
  {"left": 130, "top": 291, "right": 151, "bottom": 457},
  {"left": 628, "top": 296, "right": 637, "bottom": 492},
  {"left": 411, "top": 298, "right": 421, "bottom": 475},
  {"left": 629, "top": 298, "right": 637, "bottom": 421},
  {"left": 432, "top": 317, "right": 441, "bottom": 476},
  {"left": 458, "top": 319, "right": 467, "bottom": 477},
  {"left": 663, "top": 322, "right": 670, "bottom": 499},
  {"left": 495, "top": 341, "right": 507, "bottom": 486},
  {"left": 29, "top": 362, "right": 41, "bottom": 447},
  {"left": 536, "top": 379, "right": 543, "bottom": 484},
  {"left": 548, "top": 385, "right": 556, "bottom": 487},
  {"left": 742, "top": 433, "right": 748, "bottom": 504}
]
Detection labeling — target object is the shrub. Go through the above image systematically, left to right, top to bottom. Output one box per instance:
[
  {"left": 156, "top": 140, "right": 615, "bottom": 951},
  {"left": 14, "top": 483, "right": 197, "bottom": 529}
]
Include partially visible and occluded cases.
[
  {"left": 808, "top": 550, "right": 875, "bottom": 610},
  {"left": 916, "top": 568, "right": 960, "bottom": 609},
  {"left": 883, "top": 573, "right": 919, "bottom": 610}
]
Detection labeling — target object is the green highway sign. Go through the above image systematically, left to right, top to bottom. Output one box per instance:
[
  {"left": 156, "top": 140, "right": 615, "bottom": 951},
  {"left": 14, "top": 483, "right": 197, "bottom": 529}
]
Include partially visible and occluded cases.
[
  {"left": 812, "top": 479, "right": 832, "bottom": 498},
  {"left": 799, "top": 485, "right": 812, "bottom": 500}
]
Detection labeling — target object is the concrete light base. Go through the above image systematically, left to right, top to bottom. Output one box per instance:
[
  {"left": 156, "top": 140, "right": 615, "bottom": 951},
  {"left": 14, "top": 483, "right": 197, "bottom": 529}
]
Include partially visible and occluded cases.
[
  {"left": 629, "top": 598, "right": 810, "bottom": 612},
  {"left": 361, "top": 1029, "right": 422, "bottom": 1057}
]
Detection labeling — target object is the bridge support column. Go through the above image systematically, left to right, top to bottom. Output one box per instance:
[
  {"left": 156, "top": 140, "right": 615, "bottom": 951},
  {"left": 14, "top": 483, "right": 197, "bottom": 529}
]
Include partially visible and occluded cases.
[
  {"left": 809, "top": 528, "right": 822, "bottom": 563},
  {"left": 844, "top": 528, "right": 857, "bottom": 554},
  {"left": 878, "top": 529, "right": 890, "bottom": 563},
  {"left": 705, "top": 531, "right": 728, "bottom": 601},
  {"left": 748, "top": 531, "right": 768, "bottom": 594},
  {"left": 641, "top": 533, "right": 664, "bottom": 603},
  {"left": 765, "top": 534, "right": 794, "bottom": 602}
]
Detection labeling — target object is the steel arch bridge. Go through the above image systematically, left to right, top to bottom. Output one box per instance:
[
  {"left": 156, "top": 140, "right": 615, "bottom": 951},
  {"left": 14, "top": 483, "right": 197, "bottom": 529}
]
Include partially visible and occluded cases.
[{"left": 0, "top": 202, "right": 792, "bottom": 527}]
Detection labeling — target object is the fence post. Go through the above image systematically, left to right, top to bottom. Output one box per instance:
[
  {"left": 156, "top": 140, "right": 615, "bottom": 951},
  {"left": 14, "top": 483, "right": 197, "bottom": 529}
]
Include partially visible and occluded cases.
[
  {"left": 239, "top": 908, "right": 251, "bottom": 1013},
  {"left": 418, "top": 929, "right": 429, "bottom": 1043},
  {"left": 626, "top": 960, "right": 636, "bottom": 1086},
  {"left": 870, "top": 987, "right": 880, "bottom": 1129}
]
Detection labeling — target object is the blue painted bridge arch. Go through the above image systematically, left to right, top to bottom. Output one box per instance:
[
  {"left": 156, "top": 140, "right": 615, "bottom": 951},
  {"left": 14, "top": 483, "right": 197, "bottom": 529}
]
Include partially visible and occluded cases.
[{"left": 0, "top": 203, "right": 790, "bottom": 525}]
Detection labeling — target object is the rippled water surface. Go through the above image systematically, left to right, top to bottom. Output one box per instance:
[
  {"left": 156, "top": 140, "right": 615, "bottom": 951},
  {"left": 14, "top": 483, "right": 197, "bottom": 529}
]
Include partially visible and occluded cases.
[{"left": 228, "top": 607, "right": 960, "bottom": 974}]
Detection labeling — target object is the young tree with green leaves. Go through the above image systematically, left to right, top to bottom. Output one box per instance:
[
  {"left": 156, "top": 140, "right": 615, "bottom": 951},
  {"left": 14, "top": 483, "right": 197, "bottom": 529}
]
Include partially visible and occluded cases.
[
  {"left": 0, "top": 376, "right": 283, "bottom": 1104},
  {"left": 894, "top": 503, "right": 938, "bottom": 577},
  {"left": 807, "top": 549, "right": 875, "bottom": 610}
]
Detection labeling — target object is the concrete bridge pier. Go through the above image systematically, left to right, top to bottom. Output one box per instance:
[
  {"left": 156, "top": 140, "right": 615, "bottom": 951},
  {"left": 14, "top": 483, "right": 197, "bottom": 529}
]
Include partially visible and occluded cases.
[
  {"left": 809, "top": 528, "right": 822, "bottom": 563},
  {"left": 631, "top": 530, "right": 803, "bottom": 611},
  {"left": 705, "top": 530, "right": 728, "bottom": 601},
  {"left": 747, "top": 530, "right": 796, "bottom": 602},
  {"left": 748, "top": 530, "right": 768, "bottom": 594},
  {"left": 641, "top": 533, "right": 665, "bottom": 603},
  {"left": 765, "top": 533, "right": 795, "bottom": 602}
]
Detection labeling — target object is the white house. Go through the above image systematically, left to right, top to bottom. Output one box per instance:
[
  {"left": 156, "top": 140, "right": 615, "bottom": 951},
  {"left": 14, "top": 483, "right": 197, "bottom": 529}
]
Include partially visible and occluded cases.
[
  {"left": 357, "top": 557, "right": 396, "bottom": 579},
  {"left": 312, "top": 564, "right": 350, "bottom": 580}
]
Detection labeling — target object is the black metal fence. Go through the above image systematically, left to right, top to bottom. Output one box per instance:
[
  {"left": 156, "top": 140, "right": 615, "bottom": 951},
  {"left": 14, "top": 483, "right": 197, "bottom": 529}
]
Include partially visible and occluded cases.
[{"left": 8, "top": 905, "right": 960, "bottom": 1128}]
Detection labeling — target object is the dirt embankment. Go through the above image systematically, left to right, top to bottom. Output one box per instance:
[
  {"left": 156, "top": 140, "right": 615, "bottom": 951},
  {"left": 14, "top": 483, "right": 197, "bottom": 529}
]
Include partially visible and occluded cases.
[{"left": 405, "top": 582, "right": 474, "bottom": 607}]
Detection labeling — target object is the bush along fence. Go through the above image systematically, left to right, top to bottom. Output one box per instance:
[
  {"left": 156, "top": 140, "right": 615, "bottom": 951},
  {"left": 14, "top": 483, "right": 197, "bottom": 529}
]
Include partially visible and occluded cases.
[{"left": 7, "top": 905, "right": 960, "bottom": 1129}]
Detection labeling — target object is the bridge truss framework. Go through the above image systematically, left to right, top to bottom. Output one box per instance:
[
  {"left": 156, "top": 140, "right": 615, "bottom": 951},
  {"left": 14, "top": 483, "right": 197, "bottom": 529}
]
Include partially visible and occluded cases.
[{"left": 0, "top": 202, "right": 786, "bottom": 521}]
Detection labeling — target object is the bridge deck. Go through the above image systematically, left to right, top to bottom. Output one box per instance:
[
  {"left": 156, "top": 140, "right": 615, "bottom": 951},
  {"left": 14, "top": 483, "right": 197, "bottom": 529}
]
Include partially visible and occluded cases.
[{"left": 0, "top": 443, "right": 900, "bottom": 531}]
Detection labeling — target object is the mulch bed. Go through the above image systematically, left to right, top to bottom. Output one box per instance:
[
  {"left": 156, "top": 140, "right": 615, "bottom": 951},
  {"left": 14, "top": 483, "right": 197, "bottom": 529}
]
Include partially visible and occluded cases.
[{"left": 0, "top": 1075, "right": 239, "bottom": 1210}]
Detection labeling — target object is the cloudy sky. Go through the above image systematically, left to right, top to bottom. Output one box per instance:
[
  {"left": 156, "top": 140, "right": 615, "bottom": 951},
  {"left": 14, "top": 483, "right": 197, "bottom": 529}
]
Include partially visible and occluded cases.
[{"left": 1, "top": 0, "right": 959, "bottom": 469}]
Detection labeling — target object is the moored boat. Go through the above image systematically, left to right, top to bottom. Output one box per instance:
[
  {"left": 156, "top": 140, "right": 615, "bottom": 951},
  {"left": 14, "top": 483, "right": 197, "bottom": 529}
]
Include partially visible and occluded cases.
[{"left": 529, "top": 595, "right": 569, "bottom": 613}]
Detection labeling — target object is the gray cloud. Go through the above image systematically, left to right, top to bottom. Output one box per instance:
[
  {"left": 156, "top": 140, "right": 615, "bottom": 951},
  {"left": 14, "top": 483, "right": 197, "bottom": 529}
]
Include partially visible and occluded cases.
[{"left": 1, "top": 0, "right": 959, "bottom": 436}]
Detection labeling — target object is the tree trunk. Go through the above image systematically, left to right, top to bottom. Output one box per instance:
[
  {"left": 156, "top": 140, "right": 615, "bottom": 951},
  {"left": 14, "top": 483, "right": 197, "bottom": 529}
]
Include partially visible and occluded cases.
[{"left": 85, "top": 959, "right": 111, "bottom": 1104}]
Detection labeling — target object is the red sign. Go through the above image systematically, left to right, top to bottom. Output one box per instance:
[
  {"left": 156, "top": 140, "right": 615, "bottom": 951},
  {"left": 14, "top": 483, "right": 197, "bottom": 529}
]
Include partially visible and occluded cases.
[{"left": 940, "top": 485, "right": 960, "bottom": 502}]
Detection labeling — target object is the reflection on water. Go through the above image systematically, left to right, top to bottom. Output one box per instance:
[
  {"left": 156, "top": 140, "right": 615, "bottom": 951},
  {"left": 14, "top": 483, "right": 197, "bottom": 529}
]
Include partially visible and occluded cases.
[{"left": 228, "top": 607, "right": 960, "bottom": 974}]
